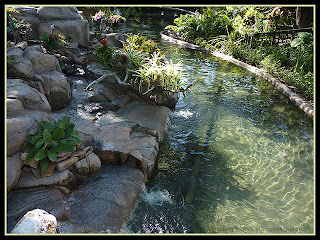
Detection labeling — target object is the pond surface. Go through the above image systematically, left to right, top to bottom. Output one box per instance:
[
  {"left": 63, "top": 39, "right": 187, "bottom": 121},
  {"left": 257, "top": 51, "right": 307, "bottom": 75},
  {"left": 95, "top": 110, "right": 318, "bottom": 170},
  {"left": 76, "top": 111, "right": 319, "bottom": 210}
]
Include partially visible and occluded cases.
[{"left": 114, "top": 17, "right": 314, "bottom": 234}]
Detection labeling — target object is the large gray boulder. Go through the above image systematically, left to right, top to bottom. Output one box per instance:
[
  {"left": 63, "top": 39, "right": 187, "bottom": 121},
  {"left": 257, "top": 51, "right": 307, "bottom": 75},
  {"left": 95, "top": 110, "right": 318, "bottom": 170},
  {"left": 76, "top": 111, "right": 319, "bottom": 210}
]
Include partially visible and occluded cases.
[
  {"left": 10, "top": 6, "right": 89, "bottom": 48},
  {"left": 36, "top": 7, "right": 81, "bottom": 20},
  {"left": 103, "top": 33, "right": 125, "bottom": 48},
  {"left": 7, "top": 44, "right": 72, "bottom": 110},
  {"left": 24, "top": 45, "right": 62, "bottom": 74},
  {"left": 7, "top": 47, "right": 34, "bottom": 79},
  {"left": 38, "top": 70, "right": 72, "bottom": 110},
  {"left": 6, "top": 78, "right": 53, "bottom": 156},
  {"left": 7, "top": 78, "right": 51, "bottom": 112},
  {"left": 6, "top": 98, "right": 24, "bottom": 116},
  {"left": 66, "top": 164, "right": 145, "bottom": 233},
  {"left": 7, "top": 188, "right": 66, "bottom": 233}
]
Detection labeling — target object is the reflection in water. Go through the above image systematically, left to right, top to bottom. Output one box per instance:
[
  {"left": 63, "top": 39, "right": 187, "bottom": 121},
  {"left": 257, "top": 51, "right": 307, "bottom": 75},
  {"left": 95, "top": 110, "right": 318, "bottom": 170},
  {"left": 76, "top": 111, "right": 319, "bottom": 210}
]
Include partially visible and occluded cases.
[{"left": 116, "top": 17, "right": 314, "bottom": 234}]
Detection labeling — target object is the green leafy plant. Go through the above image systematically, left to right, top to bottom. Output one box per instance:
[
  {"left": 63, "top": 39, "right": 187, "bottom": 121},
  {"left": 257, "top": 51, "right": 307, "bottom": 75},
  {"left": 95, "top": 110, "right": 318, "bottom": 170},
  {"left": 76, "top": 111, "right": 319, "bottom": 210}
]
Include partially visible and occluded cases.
[
  {"left": 40, "top": 32, "right": 60, "bottom": 51},
  {"left": 291, "top": 32, "right": 313, "bottom": 73},
  {"left": 93, "top": 38, "right": 118, "bottom": 66},
  {"left": 119, "top": 47, "right": 147, "bottom": 69},
  {"left": 22, "top": 116, "right": 81, "bottom": 176}
]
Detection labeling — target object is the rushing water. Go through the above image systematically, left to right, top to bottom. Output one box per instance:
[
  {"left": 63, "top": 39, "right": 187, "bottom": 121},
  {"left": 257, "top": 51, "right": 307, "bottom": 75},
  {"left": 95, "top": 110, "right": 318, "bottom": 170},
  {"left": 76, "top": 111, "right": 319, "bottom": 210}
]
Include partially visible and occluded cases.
[{"left": 114, "top": 17, "right": 314, "bottom": 234}]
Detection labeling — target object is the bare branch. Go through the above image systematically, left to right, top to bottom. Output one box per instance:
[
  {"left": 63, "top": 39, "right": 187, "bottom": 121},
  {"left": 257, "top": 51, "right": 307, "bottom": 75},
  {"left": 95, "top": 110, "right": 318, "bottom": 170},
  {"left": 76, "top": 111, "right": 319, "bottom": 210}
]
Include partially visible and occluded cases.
[
  {"left": 84, "top": 68, "right": 132, "bottom": 90},
  {"left": 84, "top": 73, "right": 115, "bottom": 90},
  {"left": 142, "top": 85, "right": 155, "bottom": 95}
]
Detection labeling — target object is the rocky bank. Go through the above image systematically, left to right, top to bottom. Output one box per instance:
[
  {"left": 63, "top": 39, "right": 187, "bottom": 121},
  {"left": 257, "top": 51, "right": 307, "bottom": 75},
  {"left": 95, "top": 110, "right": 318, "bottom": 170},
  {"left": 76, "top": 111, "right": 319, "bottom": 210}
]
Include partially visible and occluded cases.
[{"left": 6, "top": 6, "right": 172, "bottom": 234}]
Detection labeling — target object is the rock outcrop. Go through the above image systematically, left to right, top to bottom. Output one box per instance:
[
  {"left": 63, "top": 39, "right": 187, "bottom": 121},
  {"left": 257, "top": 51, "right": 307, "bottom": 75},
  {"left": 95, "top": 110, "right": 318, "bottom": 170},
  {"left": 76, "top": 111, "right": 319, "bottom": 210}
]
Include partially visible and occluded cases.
[
  {"left": 10, "top": 6, "right": 89, "bottom": 48},
  {"left": 7, "top": 7, "right": 174, "bottom": 233},
  {"left": 7, "top": 44, "right": 72, "bottom": 110}
]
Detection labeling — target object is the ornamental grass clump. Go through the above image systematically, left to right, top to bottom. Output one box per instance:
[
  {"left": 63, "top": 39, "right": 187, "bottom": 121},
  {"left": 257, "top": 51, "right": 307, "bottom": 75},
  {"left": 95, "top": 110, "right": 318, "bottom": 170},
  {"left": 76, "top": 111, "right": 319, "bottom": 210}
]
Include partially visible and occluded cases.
[
  {"left": 119, "top": 47, "right": 147, "bottom": 69},
  {"left": 133, "top": 51, "right": 186, "bottom": 93},
  {"left": 22, "top": 116, "right": 81, "bottom": 176}
]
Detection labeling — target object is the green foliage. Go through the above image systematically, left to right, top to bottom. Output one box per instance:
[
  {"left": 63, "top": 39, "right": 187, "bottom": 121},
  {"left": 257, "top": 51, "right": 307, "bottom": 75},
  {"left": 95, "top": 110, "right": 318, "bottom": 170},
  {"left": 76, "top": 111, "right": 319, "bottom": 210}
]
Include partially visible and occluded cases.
[
  {"left": 164, "top": 6, "right": 313, "bottom": 100},
  {"left": 7, "top": 8, "right": 32, "bottom": 42},
  {"left": 165, "top": 8, "right": 232, "bottom": 43},
  {"left": 40, "top": 32, "right": 60, "bottom": 51},
  {"left": 93, "top": 32, "right": 187, "bottom": 97},
  {"left": 291, "top": 32, "right": 313, "bottom": 73},
  {"left": 123, "top": 33, "right": 161, "bottom": 56},
  {"left": 227, "top": 40, "right": 313, "bottom": 100},
  {"left": 93, "top": 43, "right": 117, "bottom": 67},
  {"left": 119, "top": 47, "right": 147, "bottom": 69},
  {"left": 133, "top": 51, "right": 186, "bottom": 93},
  {"left": 260, "top": 54, "right": 282, "bottom": 73},
  {"left": 284, "top": 71, "right": 313, "bottom": 100},
  {"left": 22, "top": 116, "right": 81, "bottom": 176}
]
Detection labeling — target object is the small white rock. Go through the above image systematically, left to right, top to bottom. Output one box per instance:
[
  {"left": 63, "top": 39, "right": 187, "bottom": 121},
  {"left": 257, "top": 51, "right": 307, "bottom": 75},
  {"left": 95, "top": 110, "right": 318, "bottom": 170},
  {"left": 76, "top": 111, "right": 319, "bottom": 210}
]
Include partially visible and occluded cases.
[
  {"left": 15, "top": 41, "right": 28, "bottom": 50},
  {"left": 11, "top": 209, "right": 57, "bottom": 234}
]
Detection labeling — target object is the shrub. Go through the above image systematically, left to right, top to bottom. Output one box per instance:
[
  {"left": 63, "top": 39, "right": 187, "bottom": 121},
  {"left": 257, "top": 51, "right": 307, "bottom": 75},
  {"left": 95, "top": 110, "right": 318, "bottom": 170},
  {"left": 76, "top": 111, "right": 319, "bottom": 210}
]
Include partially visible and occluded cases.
[
  {"left": 7, "top": 8, "right": 32, "bottom": 43},
  {"left": 291, "top": 32, "right": 313, "bottom": 74},
  {"left": 123, "top": 33, "right": 161, "bottom": 56},
  {"left": 93, "top": 38, "right": 118, "bottom": 66},
  {"left": 119, "top": 47, "right": 147, "bottom": 69},
  {"left": 260, "top": 54, "right": 282, "bottom": 73},
  {"left": 284, "top": 71, "right": 313, "bottom": 100}
]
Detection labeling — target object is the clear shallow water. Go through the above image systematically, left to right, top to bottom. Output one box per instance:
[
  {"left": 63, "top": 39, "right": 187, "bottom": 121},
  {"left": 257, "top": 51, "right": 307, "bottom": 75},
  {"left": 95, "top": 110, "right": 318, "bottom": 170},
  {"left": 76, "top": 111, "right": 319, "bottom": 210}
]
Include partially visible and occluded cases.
[{"left": 115, "top": 17, "right": 314, "bottom": 234}]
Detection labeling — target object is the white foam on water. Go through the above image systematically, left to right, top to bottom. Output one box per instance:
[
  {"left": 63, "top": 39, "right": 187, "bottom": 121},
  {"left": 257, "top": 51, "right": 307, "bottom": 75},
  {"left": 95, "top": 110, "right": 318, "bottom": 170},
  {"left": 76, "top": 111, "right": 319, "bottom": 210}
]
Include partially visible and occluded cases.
[
  {"left": 175, "top": 109, "right": 194, "bottom": 119},
  {"left": 140, "top": 185, "right": 174, "bottom": 206}
]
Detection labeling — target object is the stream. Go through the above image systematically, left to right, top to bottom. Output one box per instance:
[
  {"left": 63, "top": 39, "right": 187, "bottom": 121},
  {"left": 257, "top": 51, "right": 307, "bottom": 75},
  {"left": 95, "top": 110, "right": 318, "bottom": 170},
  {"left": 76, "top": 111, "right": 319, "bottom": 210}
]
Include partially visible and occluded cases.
[{"left": 114, "top": 17, "right": 314, "bottom": 234}]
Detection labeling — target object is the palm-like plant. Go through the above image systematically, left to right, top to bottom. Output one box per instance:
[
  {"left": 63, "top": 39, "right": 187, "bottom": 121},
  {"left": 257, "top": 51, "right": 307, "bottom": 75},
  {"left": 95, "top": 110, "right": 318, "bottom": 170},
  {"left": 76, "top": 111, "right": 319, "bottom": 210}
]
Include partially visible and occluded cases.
[{"left": 133, "top": 52, "right": 186, "bottom": 93}]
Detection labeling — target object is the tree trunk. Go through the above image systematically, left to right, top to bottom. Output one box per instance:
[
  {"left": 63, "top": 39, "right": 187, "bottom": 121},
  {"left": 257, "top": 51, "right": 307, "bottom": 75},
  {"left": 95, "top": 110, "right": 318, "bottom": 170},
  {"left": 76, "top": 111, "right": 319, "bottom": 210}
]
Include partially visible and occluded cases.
[{"left": 296, "top": 7, "right": 313, "bottom": 28}]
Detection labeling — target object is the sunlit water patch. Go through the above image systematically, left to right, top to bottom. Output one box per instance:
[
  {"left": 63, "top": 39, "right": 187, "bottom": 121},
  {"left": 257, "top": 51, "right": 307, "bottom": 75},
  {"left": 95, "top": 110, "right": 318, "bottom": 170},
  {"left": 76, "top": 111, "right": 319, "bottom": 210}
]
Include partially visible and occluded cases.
[{"left": 114, "top": 17, "right": 314, "bottom": 234}]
